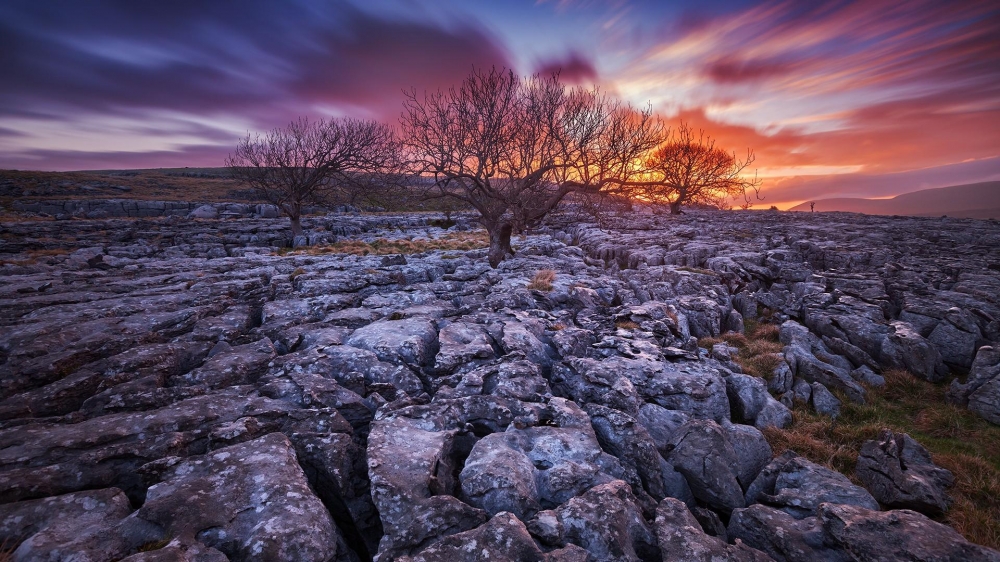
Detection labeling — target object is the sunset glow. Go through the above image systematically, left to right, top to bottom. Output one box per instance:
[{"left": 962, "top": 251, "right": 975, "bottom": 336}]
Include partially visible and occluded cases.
[{"left": 1, "top": 0, "right": 997, "bottom": 206}]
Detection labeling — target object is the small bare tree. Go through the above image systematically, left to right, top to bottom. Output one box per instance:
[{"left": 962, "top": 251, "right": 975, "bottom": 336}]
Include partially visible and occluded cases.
[
  {"left": 402, "top": 67, "right": 664, "bottom": 267},
  {"left": 227, "top": 117, "right": 399, "bottom": 237},
  {"left": 638, "top": 121, "right": 761, "bottom": 214}
]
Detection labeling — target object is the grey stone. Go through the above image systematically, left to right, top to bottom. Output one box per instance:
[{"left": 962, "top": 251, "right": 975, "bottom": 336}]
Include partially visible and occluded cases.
[
  {"left": 187, "top": 204, "right": 218, "bottom": 219},
  {"left": 346, "top": 317, "right": 439, "bottom": 366},
  {"left": 929, "top": 320, "right": 979, "bottom": 369},
  {"left": 951, "top": 346, "right": 1000, "bottom": 406},
  {"left": 727, "top": 373, "right": 769, "bottom": 425},
  {"left": 810, "top": 382, "right": 841, "bottom": 419},
  {"left": 755, "top": 395, "right": 793, "bottom": 430},
  {"left": 666, "top": 419, "right": 745, "bottom": 514},
  {"left": 721, "top": 421, "right": 773, "bottom": 490},
  {"left": 856, "top": 430, "right": 954, "bottom": 515},
  {"left": 134, "top": 433, "right": 340, "bottom": 561},
  {"left": 745, "top": 453, "right": 879, "bottom": 519},
  {"left": 554, "top": 480, "right": 660, "bottom": 562},
  {"left": 654, "top": 498, "right": 771, "bottom": 562},
  {"left": 818, "top": 502, "right": 1000, "bottom": 562}
]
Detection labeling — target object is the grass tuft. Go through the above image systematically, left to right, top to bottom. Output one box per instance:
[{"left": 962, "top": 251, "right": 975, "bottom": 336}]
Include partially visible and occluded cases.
[
  {"left": 527, "top": 269, "right": 557, "bottom": 292},
  {"left": 699, "top": 321, "right": 783, "bottom": 380}
]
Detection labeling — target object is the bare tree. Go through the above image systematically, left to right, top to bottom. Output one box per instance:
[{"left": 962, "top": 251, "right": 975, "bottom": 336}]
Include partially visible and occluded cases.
[
  {"left": 401, "top": 67, "right": 664, "bottom": 267},
  {"left": 227, "top": 117, "right": 400, "bottom": 238},
  {"left": 638, "top": 121, "right": 761, "bottom": 214}
]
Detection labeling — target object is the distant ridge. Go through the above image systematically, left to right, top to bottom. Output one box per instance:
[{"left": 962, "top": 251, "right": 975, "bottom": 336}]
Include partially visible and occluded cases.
[{"left": 788, "top": 181, "right": 1000, "bottom": 219}]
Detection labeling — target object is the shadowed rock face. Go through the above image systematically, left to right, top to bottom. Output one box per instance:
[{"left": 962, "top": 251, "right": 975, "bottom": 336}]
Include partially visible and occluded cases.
[{"left": 0, "top": 208, "right": 998, "bottom": 560}]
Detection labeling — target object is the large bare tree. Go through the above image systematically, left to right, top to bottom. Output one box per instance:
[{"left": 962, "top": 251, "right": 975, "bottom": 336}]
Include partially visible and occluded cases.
[
  {"left": 401, "top": 67, "right": 664, "bottom": 267},
  {"left": 227, "top": 117, "right": 399, "bottom": 237},
  {"left": 638, "top": 121, "right": 761, "bottom": 214}
]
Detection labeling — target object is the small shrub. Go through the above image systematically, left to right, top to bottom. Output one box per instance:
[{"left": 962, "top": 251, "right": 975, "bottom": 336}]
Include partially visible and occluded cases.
[{"left": 527, "top": 269, "right": 557, "bottom": 292}]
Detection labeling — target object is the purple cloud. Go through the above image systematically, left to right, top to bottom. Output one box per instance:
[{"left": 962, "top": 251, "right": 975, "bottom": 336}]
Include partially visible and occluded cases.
[
  {"left": 0, "top": 0, "right": 512, "bottom": 169},
  {"left": 534, "top": 52, "right": 599, "bottom": 83}
]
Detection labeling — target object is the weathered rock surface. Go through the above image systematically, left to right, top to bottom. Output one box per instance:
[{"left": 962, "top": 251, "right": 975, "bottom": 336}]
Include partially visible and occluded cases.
[
  {"left": 1, "top": 208, "right": 998, "bottom": 559},
  {"left": 856, "top": 430, "right": 954, "bottom": 515},
  {"left": 745, "top": 452, "right": 879, "bottom": 519},
  {"left": 654, "top": 497, "right": 771, "bottom": 561},
  {"left": 730, "top": 502, "right": 1000, "bottom": 562}
]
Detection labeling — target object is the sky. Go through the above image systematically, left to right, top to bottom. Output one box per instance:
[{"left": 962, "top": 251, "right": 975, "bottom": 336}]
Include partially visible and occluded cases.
[{"left": 1, "top": 0, "right": 998, "bottom": 208}]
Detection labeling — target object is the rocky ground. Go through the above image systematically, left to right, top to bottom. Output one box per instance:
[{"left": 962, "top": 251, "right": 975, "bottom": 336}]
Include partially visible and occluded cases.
[{"left": 1, "top": 207, "right": 999, "bottom": 561}]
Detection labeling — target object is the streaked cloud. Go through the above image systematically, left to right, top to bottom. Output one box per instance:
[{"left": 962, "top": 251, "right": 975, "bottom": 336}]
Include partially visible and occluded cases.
[{"left": 0, "top": 0, "right": 997, "bottom": 208}]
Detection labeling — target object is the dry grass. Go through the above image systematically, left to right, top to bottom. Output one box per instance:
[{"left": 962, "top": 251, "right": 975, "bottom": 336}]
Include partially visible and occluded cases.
[
  {"left": 0, "top": 168, "right": 246, "bottom": 203},
  {"left": 286, "top": 231, "right": 488, "bottom": 256},
  {"left": 1, "top": 247, "right": 73, "bottom": 266},
  {"left": 289, "top": 267, "right": 306, "bottom": 283},
  {"left": 527, "top": 269, "right": 557, "bottom": 292},
  {"left": 698, "top": 320, "right": 783, "bottom": 379},
  {"left": 763, "top": 369, "right": 1000, "bottom": 549}
]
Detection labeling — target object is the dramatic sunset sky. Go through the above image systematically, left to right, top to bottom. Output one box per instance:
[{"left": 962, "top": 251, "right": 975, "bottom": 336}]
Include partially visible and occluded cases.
[{"left": 1, "top": 0, "right": 997, "bottom": 208}]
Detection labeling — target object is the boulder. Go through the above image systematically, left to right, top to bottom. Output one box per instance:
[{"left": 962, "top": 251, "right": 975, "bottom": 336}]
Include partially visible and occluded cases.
[
  {"left": 187, "top": 204, "right": 218, "bottom": 219},
  {"left": 345, "top": 317, "right": 439, "bottom": 367},
  {"left": 928, "top": 320, "right": 979, "bottom": 369},
  {"left": 433, "top": 321, "right": 496, "bottom": 373},
  {"left": 882, "top": 321, "right": 948, "bottom": 383},
  {"left": 950, "top": 345, "right": 1000, "bottom": 405},
  {"left": 726, "top": 373, "right": 769, "bottom": 425},
  {"left": 969, "top": 377, "right": 1000, "bottom": 425},
  {"left": 810, "top": 382, "right": 841, "bottom": 419},
  {"left": 755, "top": 395, "right": 793, "bottom": 430},
  {"left": 585, "top": 403, "right": 668, "bottom": 503},
  {"left": 635, "top": 403, "right": 689, "bottom": 457},
  {"left": 666, "top": 419, "right": 745, "bottom": 514},
  {"left": 721, "top": 421, "right": 773, "bottom": 490},
  {"left": 856, "top": 430, "right": 954, "bottom": 515},
  {"left": 134, "top": 432, "right": 341, "bottom": 561},
  {"left": 745, "top": 452, "right": 879, "bottom": 519},
  {"left": 554, "top": 480, "right": 660, "bottom": 562},
  {"left": 0, "top": 488, "right": 140, "bottom": 561},
  {"left": 654, "top": 498, "right": 772, "bottom": 562},
  {"left": 818, "top": 502, "right": 1000, "bottom": 562},
  {"left": 728, "top": 503, "right": 850, "bottom": 562},
  {"left": 402, "top": 512, "right": 583, "bottom": 562}
]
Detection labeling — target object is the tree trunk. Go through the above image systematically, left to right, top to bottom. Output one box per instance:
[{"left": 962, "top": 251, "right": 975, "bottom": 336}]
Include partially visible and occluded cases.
[
  {"left": 669, "top": 201, "right": 683, "bottom": 215},
  {"left": 289, "top": 214, "right": 304, "bottom": 238},
  {"left": 487, "top": 222, "right": 515, "bottom": 268}
]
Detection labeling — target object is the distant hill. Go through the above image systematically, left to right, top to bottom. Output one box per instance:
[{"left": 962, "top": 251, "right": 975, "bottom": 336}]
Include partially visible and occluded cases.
[{"left": 789, "top": 181, "right": 1000, "bottom": 219}]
